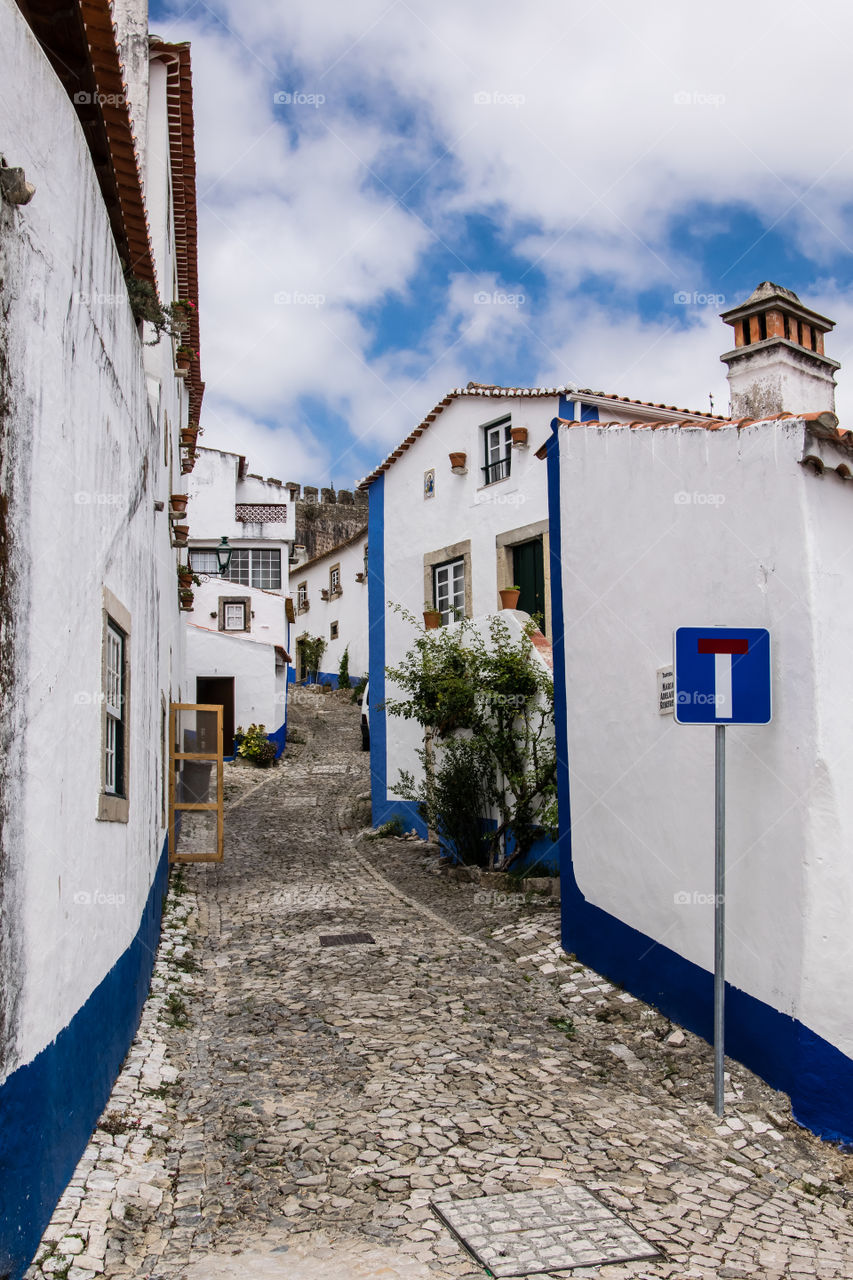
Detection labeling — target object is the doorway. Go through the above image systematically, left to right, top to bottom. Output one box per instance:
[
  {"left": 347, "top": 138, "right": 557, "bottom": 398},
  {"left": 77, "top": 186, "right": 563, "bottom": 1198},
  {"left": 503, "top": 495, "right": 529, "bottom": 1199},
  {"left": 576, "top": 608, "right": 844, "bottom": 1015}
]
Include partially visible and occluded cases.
[
  {"left": 512, "top": 538, "right": 546, "bottom": 633},
  {"left": 196, "top": 676, "right": 235, "bottom": 756}
]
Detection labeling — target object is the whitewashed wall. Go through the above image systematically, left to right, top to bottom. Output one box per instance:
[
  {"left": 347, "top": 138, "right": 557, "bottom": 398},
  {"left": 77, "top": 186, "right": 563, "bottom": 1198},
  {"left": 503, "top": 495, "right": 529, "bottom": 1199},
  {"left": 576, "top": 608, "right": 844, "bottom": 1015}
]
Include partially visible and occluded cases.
[
  {"left": 0, "top": 0, "right": 189, "bottom": 1079},
  {"left": 0, "top": 5, "right": 202, "bottom": 1267},
  {"left": 378, "top": 394, "right": 557, "bottom": 799},
  {"left": 550, "top": 414, "right": 853, "bottom": 1136},
  {"left": 187, "top": 446, "right": 295, "bottom": 554},
  {"left": 295, "top": 535, "right": 369, "bottom": 682},
  {"left": 184, "top": 626, "right": 280, "bottom": 734}
]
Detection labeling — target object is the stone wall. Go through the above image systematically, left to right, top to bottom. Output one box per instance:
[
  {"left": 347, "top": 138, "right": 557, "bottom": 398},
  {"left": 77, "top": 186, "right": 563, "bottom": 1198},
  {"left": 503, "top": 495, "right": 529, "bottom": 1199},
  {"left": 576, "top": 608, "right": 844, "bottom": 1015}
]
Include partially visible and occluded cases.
[{"left": 287, "top": 482, "right": 369, "bottom": 559}]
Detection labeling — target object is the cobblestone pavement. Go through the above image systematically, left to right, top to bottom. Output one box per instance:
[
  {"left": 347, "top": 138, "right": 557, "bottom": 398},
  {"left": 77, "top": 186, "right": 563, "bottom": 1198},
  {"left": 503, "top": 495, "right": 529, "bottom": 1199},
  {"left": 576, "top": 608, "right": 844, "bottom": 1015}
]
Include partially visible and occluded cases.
[{"left": 26, "top": 686, "right": 853, "bottom": 1280}]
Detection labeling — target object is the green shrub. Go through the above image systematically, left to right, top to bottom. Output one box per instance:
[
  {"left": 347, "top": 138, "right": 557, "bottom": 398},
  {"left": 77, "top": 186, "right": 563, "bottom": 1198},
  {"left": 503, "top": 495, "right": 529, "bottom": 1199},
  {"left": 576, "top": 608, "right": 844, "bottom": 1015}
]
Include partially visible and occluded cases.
[
  {"left": 338, "top": 646, "right": 350, "bottom": 689},
  {"left": 236, "top": 724, "right": 277, "bottom": 766}
]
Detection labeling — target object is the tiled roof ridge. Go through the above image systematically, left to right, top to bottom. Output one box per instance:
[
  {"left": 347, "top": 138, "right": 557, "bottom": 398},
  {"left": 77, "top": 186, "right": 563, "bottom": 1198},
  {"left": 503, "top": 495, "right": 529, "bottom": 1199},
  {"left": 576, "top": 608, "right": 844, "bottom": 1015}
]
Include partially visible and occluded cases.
[
  {"left": 80, "top": 0, "right": 158, "bottom": 289},
  {"left": 149, "top": 39, "right": 204, "bottom": 425},
  {"left": 358, "top": 384, "right": 723, "bottom": 489},
  {"left": 560, "top": 409, "right": 840, "bottom": 432}
]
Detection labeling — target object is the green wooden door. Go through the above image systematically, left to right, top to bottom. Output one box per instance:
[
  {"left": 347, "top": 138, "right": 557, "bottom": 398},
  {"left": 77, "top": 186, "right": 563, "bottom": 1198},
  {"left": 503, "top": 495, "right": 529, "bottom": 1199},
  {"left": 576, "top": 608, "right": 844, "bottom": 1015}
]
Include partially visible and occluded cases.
[{"left": 512, "top": 538, "right": 545, "bottom": 633}]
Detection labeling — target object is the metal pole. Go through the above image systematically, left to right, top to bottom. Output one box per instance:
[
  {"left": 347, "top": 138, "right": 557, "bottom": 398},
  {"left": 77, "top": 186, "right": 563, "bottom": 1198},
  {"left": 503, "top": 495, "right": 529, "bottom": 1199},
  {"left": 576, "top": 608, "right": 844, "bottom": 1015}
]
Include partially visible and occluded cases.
[{"left": 714, "top": 724, "right": 726, "bottom": 1116}]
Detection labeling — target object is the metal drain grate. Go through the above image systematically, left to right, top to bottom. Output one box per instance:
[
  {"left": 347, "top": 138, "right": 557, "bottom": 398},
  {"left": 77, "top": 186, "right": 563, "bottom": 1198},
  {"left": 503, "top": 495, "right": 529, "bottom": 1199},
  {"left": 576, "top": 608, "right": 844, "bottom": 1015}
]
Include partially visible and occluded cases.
[
  {"left": 319, "top": 932, "right": 376, "bottom": 947},
  {"left": 432, "top": 1186, "right": 659, "bottom": 1278}
]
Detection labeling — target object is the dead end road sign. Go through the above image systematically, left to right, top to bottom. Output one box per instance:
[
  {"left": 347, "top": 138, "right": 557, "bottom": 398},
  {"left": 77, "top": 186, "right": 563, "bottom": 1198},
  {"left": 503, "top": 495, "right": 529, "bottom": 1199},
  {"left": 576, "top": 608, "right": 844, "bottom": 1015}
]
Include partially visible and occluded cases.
[
  {"left": 672, "top": 625, "right": 772, "bottom": 1117},
  {"left": 674, "top": 627, "right": 771, "bottom": 725}
]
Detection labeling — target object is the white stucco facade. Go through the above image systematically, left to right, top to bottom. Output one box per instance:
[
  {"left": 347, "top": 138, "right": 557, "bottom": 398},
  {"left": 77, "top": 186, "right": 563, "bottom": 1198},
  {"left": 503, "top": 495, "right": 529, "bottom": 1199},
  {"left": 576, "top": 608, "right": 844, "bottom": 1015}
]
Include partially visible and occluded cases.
[
  {"left": 0, "top": 0, "right": 192, "bottom": 1080},
  {"left": 0, "top": 4, "right": 207, "bottom": 1268},
  {"left": 369, "top": 387, "right": 719, "bottom": 820},
  {"left": 548, "top": 410, "right": 853, "bottom": 1138},
  {"left": 184, "top": 447, "right": 294, "bottom": 744},
  {"left": 294, "top": 531, "right": 369, "bottom": 684}
]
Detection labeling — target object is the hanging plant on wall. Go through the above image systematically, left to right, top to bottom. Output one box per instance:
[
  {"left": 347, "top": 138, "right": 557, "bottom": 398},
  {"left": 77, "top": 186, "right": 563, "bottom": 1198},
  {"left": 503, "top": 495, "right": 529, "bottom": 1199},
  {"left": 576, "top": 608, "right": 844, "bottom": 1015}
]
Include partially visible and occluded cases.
[{"left": 123, "top": 269, "right": 196, "bottom": 347}]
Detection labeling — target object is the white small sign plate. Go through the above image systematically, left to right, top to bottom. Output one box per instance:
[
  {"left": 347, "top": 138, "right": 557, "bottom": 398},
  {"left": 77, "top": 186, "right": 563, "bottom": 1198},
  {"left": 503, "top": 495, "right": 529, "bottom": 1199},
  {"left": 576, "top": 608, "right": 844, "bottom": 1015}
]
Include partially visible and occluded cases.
[{"left": 658, "top": 665, "right": 674, "bottom": 715}]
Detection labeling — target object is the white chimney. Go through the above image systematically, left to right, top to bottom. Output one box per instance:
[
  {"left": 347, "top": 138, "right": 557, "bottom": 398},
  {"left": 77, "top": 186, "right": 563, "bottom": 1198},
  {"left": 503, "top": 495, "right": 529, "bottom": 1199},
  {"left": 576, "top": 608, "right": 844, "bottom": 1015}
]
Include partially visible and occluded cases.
[{"left": 720, "top": 282, "right": 839, "bottom": 418}]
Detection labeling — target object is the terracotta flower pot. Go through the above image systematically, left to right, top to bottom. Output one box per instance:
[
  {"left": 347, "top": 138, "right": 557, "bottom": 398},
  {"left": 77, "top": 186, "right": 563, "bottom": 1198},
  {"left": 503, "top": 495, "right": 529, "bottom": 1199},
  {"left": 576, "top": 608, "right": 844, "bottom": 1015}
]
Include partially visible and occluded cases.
[
  {"left": 510, "top": 426, "right": 528, "bottom": 446},
  {"left": 180, "top": 429, "right": 198, "bottom": 445},
  {"left": 449, "top": 451, "right": 467, "bottom": 469},
  {"left": 170, "top": 494, "right": 189, "bottom": 515},
  {"left": 178, "top": 570, "right": 193, "bottom": 590},
  {"left": 499, "top": 588, "right": 521, "bottom": 610},
  {"left": 423, "top": 610, "right": 442, "bottom": 629}
]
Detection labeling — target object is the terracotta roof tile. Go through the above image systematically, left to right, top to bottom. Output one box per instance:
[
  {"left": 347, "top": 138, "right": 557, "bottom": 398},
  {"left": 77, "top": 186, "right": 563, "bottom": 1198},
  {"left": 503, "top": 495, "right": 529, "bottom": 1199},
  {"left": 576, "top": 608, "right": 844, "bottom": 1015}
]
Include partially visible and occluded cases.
[
  {"left": 150, "top": 40, "right": 204, "bottom": 424},
  {"left": 358, "top": 384, "right": 722, "bottom": 489}
]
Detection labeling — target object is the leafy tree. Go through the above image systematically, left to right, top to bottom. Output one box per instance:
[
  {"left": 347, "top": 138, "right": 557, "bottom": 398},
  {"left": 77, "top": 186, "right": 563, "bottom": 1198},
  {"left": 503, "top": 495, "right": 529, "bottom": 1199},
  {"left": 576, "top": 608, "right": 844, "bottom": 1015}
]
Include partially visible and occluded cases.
[
  {"left": 385, "top": 609, "right": 556, "bottom": 867},
  {"left": 299, "top": 633, "right": 327, "bottom": 682}
]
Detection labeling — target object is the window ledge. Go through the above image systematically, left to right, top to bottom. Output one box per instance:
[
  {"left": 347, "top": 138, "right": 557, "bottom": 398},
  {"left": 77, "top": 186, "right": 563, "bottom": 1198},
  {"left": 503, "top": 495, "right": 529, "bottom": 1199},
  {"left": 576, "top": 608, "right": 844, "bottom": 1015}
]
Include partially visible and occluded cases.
[{"left": 98, "top": 794, "right": 129, "bottom": 823}]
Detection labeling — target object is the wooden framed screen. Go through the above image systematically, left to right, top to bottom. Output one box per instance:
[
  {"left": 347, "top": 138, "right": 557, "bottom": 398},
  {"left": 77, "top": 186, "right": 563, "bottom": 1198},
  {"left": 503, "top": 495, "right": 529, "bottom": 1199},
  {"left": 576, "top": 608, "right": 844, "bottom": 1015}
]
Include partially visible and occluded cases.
[{"left": 169, "top": 703, "right": 224, "bottom": 863}]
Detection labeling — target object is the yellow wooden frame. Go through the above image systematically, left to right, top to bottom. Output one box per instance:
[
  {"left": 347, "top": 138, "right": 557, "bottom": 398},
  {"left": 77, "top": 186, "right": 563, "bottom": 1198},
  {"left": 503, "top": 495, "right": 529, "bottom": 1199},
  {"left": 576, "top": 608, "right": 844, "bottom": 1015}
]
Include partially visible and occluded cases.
[{"left": 168, "top": 702, "right": 224, "bottom": 862}]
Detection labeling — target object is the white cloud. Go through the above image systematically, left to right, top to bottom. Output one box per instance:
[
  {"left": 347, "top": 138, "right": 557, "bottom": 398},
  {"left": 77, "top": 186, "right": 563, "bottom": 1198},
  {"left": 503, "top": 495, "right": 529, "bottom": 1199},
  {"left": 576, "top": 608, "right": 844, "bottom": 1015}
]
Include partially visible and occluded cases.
[{"left": 155, "top": 0, "right": 853, "bottom": 480}]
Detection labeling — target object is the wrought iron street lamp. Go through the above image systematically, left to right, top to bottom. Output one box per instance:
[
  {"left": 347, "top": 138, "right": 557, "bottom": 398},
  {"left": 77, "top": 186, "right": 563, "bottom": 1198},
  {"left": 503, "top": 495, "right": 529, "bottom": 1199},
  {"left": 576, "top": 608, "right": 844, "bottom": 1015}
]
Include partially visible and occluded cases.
[{"left": 214, "top": 536, "right": 233, "bottom": 576}]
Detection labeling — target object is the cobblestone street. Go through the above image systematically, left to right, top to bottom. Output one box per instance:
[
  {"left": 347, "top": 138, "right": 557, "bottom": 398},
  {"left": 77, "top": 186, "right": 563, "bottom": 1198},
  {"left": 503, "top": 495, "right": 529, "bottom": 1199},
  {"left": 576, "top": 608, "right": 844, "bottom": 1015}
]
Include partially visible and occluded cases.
[{"left": 27, "top": 687, "right": 853, "bottom": 1280}]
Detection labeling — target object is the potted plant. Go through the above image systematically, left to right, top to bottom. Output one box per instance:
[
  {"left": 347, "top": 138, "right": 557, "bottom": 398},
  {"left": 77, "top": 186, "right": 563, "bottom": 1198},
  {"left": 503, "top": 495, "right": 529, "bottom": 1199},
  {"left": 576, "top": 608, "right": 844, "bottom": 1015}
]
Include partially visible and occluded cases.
[
  {"left": 175, "top": 346, "right": 194, "bottom": 373},
  {"left": 180, "top": 426, "right": 199, "bottom": 446},
  {"left": 510, "top": 426, "right": 528, "bottom": 447},
  {"left": 449, "top": 451, "right": 467, "bottom": 471},
  {"left": 181, "top": 458, "right": 195, "bottom": 474},
  {"left": 170, "top": 493, "right": 189, "bottom": 516},
  {"left": 173, "top": 523, "right": 189, "bottom": 546},
  {"left": 177, "top": 563, "right": 195, "bottom": 591},
  {"left": 355, "top": 571, "right": 365, "bottom": 583},
  {"left": 499, "top": 585, "right": 521, "bottom": 610},
  {"left": 179, "top": 587, "right": 194, "bottom": 611},
  {"left": 320, "top": 587, "right": 330, "bottom": 601},
  {"left": 423, "top": 603, "right": 442, "bottom": 629}
]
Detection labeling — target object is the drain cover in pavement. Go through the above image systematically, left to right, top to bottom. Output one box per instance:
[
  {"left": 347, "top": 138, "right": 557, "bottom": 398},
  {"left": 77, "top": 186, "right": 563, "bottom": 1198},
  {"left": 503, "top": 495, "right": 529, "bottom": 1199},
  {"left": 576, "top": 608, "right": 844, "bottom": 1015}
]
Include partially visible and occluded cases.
[
  {"left": 319, "top": 932, "right": 376, "bottom": 947},
  {"left": 431, "top": 1186, "right": 659, "bottom": 1277}
]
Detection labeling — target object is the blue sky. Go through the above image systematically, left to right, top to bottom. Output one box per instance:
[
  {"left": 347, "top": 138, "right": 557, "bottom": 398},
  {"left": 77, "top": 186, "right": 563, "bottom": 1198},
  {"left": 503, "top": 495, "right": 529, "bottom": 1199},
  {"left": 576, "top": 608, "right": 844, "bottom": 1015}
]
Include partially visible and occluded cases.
[{"left": 150, "top": 0, "right": 853, "bottom": 487}]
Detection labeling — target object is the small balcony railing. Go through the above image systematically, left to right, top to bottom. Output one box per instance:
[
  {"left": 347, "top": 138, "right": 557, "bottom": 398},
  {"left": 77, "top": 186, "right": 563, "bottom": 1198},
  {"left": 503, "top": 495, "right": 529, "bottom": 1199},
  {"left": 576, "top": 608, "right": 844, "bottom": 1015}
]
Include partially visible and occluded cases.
[{"left": 482, "top": 455, "right": 511, "bottom": 485}]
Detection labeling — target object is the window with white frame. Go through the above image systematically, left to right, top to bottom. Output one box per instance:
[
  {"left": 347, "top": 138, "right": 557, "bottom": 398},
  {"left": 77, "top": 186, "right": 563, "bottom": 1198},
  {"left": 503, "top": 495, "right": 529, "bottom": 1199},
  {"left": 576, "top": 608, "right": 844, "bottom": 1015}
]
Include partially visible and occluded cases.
[
  {"left": 483, "top": 416, "right": 512, "bottom": 485},
  {"left": 191, "top": 547, "right": 282, "bottom": 590},
  {"left": 190, "top": 548, "right": 220, "bottom": 575},
  {"left": 433, "top": 558, "right": 465, "bottom": 624},
  {"left": 330, "top": 563, "right": 341, "bottom": 594},
  {"left": 297, "top": 582, "right": 308, "bottom": 609},
  {"left": 218, "top": 596, "right": 251, "bottom": 633},
  {"left": 223, "top": 602, "right": 247, "bottom": 631},
  {"left": 104, "top": 621, "right": 126, "bottom": 797}
]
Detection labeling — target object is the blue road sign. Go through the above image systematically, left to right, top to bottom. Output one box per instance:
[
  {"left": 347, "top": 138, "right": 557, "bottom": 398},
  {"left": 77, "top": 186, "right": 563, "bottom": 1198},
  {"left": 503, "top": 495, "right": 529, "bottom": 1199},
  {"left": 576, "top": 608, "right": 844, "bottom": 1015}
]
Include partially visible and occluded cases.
[{"left": 674, "top": 627, "right": 771, "bottom": 725}]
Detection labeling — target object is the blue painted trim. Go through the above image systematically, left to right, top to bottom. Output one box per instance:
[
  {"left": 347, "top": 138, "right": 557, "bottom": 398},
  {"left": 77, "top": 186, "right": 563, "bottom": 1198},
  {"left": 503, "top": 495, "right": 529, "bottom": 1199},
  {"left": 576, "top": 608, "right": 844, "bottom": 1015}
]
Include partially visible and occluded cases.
[
  {"left": 579, "top": 401, "right": 600, "bottom": 421},
  {"left": 547, "top": 416, "right": 853, "bottom": 1145},
  {"left": 367, "top": 473, "right": 387, "bottom": 823},
  {"left": 307, "top": 672, "right": 363, "bottom": 691},
  {"left": 268, "top": 719, "right": 286, "bottom": 758},
  {"left": 0, "top": 838, "right": 170, "bottom": 1279}
]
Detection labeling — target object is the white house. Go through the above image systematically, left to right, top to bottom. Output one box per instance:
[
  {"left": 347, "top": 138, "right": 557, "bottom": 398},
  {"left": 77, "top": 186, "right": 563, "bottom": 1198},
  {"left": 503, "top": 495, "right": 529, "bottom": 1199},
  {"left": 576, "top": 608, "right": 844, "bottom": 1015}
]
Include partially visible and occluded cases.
[
  {"left": 0, "top": 5, "right": 204, "bottom": 1274},
  {"left": 546, "top": 284, "right": 853, "bottom": 1143},
  {"left": 361, "top": 383, "right": 720, "bottom": 870},
  {"left": 185, "top": 446, "right": 295, "bottom": 754},
  {"left": 292, "top": 525, "right": 369, "bottom": 685}
]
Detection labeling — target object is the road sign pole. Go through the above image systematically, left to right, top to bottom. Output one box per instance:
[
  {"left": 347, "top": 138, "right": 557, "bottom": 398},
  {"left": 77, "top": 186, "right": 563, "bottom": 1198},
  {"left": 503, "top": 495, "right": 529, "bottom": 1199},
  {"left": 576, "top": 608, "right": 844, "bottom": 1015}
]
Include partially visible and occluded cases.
[{"left": 714, "top": 723, "right": 726, "bottom": 1117}]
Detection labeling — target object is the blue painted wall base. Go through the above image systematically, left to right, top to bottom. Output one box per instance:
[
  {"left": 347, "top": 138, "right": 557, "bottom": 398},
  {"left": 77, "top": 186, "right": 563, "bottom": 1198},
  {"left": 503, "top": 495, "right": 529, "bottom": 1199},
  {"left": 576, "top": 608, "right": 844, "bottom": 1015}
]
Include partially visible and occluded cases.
[{"left": 0, "top": 839, "right": 170, "bottom": 1279}]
